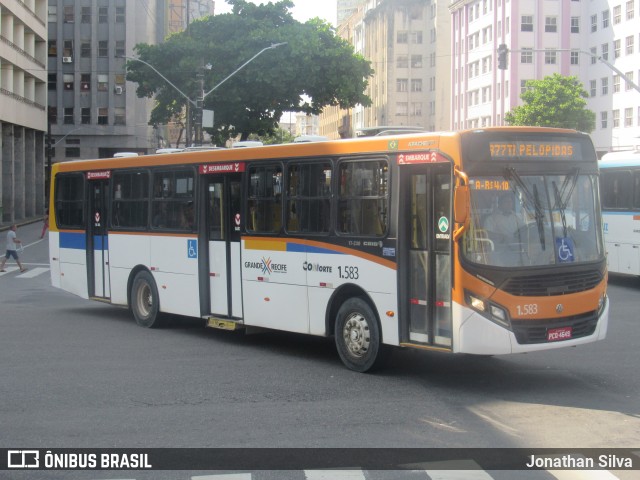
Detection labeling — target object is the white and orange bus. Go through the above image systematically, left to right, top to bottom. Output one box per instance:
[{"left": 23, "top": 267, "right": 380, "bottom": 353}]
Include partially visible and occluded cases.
[{"left": 49, "top": 127, "right": 608, "bottom": 372}]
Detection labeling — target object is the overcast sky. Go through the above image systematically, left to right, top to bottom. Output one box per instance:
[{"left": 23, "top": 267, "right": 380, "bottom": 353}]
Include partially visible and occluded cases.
[{"left": 214, "top": 0, "right": 337, "bottom": 26}]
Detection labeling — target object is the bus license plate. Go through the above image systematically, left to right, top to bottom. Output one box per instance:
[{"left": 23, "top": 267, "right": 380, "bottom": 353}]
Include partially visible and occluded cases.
[{"left": 547, "top": 327, "right": 572, "bottom": 342}]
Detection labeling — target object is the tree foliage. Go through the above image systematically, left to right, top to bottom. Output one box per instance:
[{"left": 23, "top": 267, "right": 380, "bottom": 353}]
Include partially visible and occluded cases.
[
  {"left": 125, "top": 0, "right": 373, "bottom": 144},
  {"left": 504, "top": 74, "right": 596, "bottom": 133}
]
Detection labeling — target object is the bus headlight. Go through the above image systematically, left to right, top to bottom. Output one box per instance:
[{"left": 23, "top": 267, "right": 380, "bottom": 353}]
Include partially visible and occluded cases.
[{"left": 465, "top": 290, "right": 511, "bottom": 329}]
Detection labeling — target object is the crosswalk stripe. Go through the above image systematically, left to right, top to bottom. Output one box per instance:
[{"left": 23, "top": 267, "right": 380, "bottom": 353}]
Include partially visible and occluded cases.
[
  {"left": 0, "top": 267, "right": 19, "bottom": 276},
  {"left": 17, "top": 267, "right": 49, "bottom": 278},
  {"left": 548, "top": 470, "right": 620, "bottom": 480},
  {"left": 305, "top": 471, "right": 366, "bottom": 480},
  {"left": 192, "top": 475, "right": 252, "bottom": 480}
]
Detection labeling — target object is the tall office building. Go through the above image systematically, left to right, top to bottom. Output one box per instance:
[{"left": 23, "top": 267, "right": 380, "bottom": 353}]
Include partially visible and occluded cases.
[
  {"left": 0, "top": 0, "right": 48, "bottom": 224},
  {"left": 362, "top": 0, "right": 451, "bottom": 131},
  {"left": 450, "top": 0, "right": 640, "bottom": 154}
]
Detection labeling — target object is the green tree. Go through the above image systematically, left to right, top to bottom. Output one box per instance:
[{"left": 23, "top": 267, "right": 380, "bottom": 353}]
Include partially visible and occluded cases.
[
  {"left": 126, "top": 0, "right": 372, "bottom": 144},
  {"left": 504, "top": 74, "right": 595, "bottom": 133}
]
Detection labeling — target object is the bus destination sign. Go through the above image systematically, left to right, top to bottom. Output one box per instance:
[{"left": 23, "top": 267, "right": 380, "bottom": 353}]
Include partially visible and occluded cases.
[
  {"left": 489, "top": 141, "right": 577, "bottom": 160},
  {"left": 199, "top": 162, "right": 245, "bottom": 175},
  {"left": 86, "top": 171, "right": 111, "bottom": 180}
]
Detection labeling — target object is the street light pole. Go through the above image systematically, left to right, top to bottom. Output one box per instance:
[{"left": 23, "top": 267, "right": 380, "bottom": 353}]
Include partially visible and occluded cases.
[{"left": 120, "top": 42, "right": 287, "bottom": 147}]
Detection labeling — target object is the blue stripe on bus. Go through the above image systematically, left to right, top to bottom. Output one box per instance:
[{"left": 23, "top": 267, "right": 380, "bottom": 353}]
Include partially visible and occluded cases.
[
  {"left": 60, "top": 231, "right": 87, "bottom": 249},
  {"left": 93, "top": 235, "right": 108, "bottom": 250},
  {"left": 286, "top": 243, "right": 343, "bottom": 255}
]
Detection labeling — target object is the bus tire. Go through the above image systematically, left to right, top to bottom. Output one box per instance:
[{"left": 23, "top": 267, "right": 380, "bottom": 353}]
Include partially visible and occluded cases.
[
  {"left": 130, "top": 270, "right": 164, "bottom": 328},
  {"left": 335, "top": 297, "right": 386, "bottom": 372}
]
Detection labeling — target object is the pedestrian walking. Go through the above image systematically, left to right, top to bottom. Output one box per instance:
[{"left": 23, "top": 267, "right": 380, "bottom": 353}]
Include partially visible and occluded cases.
[
  {"left": 41, "top": 208, "right": 49, "bottom": 238},
  {"left": 0, "top": 224, "right": 28, "bottom": 272}
]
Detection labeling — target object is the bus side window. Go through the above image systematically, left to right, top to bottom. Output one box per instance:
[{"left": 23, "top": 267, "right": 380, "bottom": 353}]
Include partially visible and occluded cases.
[
  {"left": 337, "top": 160, "right": 388, "bottom": 236},
  {"left": 247, "top": 165, "right": 282, "bottom": 234}
]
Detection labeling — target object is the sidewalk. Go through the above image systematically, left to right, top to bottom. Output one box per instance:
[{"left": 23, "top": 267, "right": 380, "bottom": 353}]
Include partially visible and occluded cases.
[{"left": 0, "top": 216, "right": 44, "bottom": 232}]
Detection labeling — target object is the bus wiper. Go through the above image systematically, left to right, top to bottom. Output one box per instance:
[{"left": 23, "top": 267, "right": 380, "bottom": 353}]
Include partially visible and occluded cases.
[
  {"left": 504, "top": 167, "right": 546, "bottom": 250},
  {"left": 552, "top": 169, "right": 580, "bottom": 238},
  {"left": 533, "top": 184, "right": 546, "bottom": 250}
]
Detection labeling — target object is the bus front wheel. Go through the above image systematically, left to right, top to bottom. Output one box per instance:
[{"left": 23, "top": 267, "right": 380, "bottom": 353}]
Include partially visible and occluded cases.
[
  {"left": 130, "top": 271, "right": 164, "bottom": 328},
  {"left": 335, "top": 297, "right": 386, "bottom": 372}
]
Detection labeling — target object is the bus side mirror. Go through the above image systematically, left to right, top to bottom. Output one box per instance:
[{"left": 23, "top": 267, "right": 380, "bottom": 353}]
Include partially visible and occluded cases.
[
  {"left": 453, "top": 185, "right": 470, "bottom": 242},
  {"left": 454, "top": 185, "right": 469, "bottom": 224}
]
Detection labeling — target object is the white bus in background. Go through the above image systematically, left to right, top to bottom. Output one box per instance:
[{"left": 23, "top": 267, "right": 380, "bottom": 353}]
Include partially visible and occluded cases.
[{"left": 599, "top": 150, "right": 640, "bottom": 276}]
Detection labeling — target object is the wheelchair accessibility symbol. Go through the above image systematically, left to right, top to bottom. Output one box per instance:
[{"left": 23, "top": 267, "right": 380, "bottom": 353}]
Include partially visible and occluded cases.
[
  {"left": 555, "top": 237, "right": 575, "bottom": 263},
  {"left": 188, "top": 239, "right": 198, "bottom": 259}
]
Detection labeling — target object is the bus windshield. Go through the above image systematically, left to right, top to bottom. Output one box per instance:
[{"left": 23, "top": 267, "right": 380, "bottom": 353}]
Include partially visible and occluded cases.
[{"left": 463, "top": 170, "right": 603, "bottom": 267}]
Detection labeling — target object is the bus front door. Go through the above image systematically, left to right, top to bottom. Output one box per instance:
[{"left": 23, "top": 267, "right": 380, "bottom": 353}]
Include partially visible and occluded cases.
[
  {"left": 402, "top": 164, "right": 453, "bottom": 348},
  {"left": 204, "top": 175, "right": 243, "bottom": 319},
  {"left": 87, "top": 179, "right": 110, "bottom": 299}
]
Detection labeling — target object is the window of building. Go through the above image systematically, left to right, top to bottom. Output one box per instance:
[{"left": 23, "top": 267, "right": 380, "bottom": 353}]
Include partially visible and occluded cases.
[
  {"left": 626, "top": 0, "right": 634, "bottom": 20},
  {"left": 48, "top": 5, "right": 57, "bottom": 22},
  {"left": 63, "top": 5, "right": 74, "bottom": 23},
  {"left": 613, "top": 5, "right": 621, "bottom": 24},
  {"left": 81, "top": 6, "right": 91, "bottom": 23},
  {"left": 116, "top": 6, "right": 126, "bottom": 23},
  {"left": 99, "top": 7, "right": 108, "bottom": 23},
  {"left": 602, "top": 10, "right": 610, "bottom": 28},
  {"left": 591, "top": 14, "right": 598, "bottom": 32},
  {"left": 521, "top": 15, "right": 533, "bottom": 31},
  {"left": 545, "top": 16, "right": 557, "bottom": 32},
  {"left": 571, "top": 17, "right": 580, "bottom": 33},
  {"left": 397, "top": 31, "right": 408, "bottom": 43},
  {"left": 411, "top": 32, "right": 423, "bottom": 44},
  {"left": 626, "top": 35, "right": 634, "bottom": 55},
  {"left": 614, "top": 39, "right": 621, "bottom": 58},
  {"left": 48, "top": 40, "right": 57, "bottom": 57},
  {"left": 63, "top": 40, "right": 73, "bottom": 58},
  {"left": 98, "top": 41, "right": 108, "bottom": 57},
  {"left": 115, "top": 41, "right": 125, "bottom": 58},
  {"left": 81, "top": 42, "right": 91, "bottom": 58},
  {"left": 602, "top": 43, "right": 609, "bottom": 60},
  {"left": 590, "top": 47, "right": 597, "bottom": 64},
  {"left": 521, "top": 48, "right": 533, "bottom": 64},
  {"left": 545, "top": 50, "right": 557, "bottom": 64},
  {"left": 571, "top": 51, "right": 579, "bottom": 65},
  {"left": 397, "top": 55, "right": 408, "bottom": 68},
  {"left": 411, "top": 55, "right": 422, "bottom": 68},
  {"left": 625, "top": 72, "right": 634, "bottom": 91},
  {"left": 80, "top": 73, "right": 90, "bottom": 91},
  {"left": 48, "top": 74, "right": 56, "bottom": 91},
  {"left": 63, "top": 74, "right": 74, "bottom": 90},
  {"left": 97, "top": 75, "right": 108, "bottom": 91},
  {"left": 613, "top": 75, "right": 621, "bottom": 93},
  {"left": 602, "top": 77, "right": 609, "bottom": 95},
  {"left": 397, "top": 78, "right": 408, "bottom": 92},
  {"left": 411, "top": 79, "right": 422, "bottom": 92},
  {"left": 520, "top": 79, "right": 531, "bottom": 94},
  {"left": 590, "top": 80, "right": 597, "bottom": 97},
  {"left": 396, "top": 102, "right": 408, "bottom": 116},
  {"left": 412, "top": 102, "right": 422, "bottom": 116},
  {"left": 48, "top": 107, "right": 57, "bottom": 125},
  {"left": 98, "top": 107, "right": 108, "bottom": 125},
  {"left": 63, "top": 108, "right": 74, "bottom": 124},
  {"left": 81, "top": 108, "right": 91, "bottom": 124},
  {"left": 114, "top": 108, "right": 126, "bottom": 125},
  {"left": 625, "top": 108, "right": 633, "bottom": 127},
  {"left": 612, "top": 109, "right": 620, "bottom": 127},
  {"left": 601, "top": 111, "right": 608, "bottom": 129},
  {"left": 65, "top": 147, "right": 80, "bottom": 158},
  {"left": 337, "top": 160, "right": 388, "bottom": 236},
  {"left": 285, "top": 162, "right": 331, "bottom": 234},
  {"left": 247, "top": 165, "right": 282, "bottom": 233},
  {"left": 112, "top": 171, "right": 149, "bottom": 229},
  {"left": 55, "top": 174, "right": 85, "bottom": 228}
]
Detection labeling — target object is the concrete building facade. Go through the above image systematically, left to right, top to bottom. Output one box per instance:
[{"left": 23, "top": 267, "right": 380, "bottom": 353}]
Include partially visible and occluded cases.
[{"left": 0, "top": 0, "right": 48, "bottom": 224}]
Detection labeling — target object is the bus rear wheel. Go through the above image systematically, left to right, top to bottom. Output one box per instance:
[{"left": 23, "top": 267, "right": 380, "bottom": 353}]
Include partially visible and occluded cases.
[
  {"left": 130, "top": 271, "right": 164, "bottom": 328},
  {"left": 335, "top": 297, "right": 386, "bottom": 372}
]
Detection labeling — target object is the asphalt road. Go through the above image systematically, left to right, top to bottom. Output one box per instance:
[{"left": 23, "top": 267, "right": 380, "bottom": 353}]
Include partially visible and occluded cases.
[{"left": 1, "top": 221, "right": 638, "bottom": 480}]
